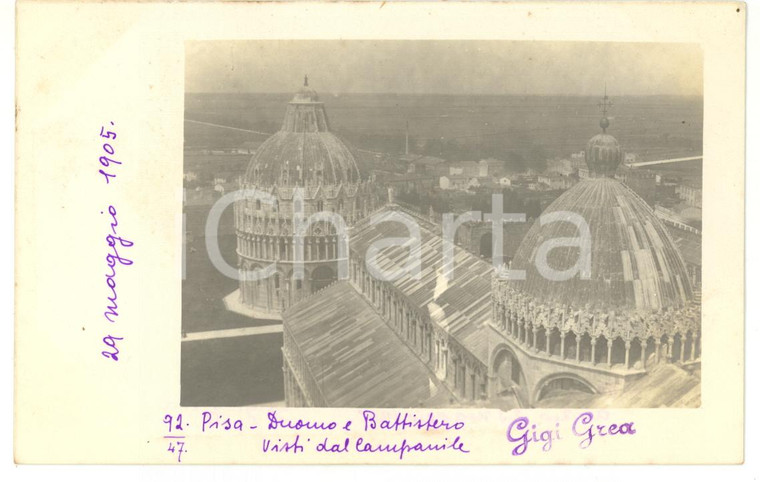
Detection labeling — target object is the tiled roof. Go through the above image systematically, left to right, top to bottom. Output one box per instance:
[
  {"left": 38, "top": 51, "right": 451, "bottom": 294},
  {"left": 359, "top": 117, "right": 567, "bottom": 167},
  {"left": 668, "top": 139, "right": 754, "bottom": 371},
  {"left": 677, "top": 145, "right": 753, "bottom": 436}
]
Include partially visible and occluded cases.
[
  {"left": 349, "top": 207, "right": 494, "bottom": 363},
  {"left": 284, "top": 282, "right": 440, "bottom": 407}
]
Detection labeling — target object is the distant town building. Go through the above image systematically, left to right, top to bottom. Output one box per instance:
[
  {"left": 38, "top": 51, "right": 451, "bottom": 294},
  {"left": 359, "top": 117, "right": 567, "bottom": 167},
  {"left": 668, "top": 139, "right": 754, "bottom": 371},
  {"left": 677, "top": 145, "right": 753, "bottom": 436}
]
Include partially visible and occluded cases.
[
  {"left": 405, "top": 154, "right": 447, "bottom": 175},
  {"left": 478, "top": 158, "right": 505, "bottom": 177},
  {"left": 446, "top": 161, "right": 483, "bottom": 177},
  {"left": 380, "top": 171, "right": 437, "bottom": 195},
  {"left": 537, "top": 173, "right": 576, "bottom": 190},
  {"left": 439, "top": 174, "right": 480, "bottom": 191},
  {"left": 676, "top": 181, "right": 702, "bottom": 208}
]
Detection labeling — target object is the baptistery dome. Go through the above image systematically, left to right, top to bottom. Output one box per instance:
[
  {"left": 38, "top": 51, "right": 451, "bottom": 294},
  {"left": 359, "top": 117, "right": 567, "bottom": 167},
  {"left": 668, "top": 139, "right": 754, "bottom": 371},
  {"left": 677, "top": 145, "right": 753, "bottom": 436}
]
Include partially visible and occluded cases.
[
  {"left": 243, "top": 76, "right": 361, "bottom": 188},
  {"left": 231, "top": 78, "right": 377, "bottom": 320}
]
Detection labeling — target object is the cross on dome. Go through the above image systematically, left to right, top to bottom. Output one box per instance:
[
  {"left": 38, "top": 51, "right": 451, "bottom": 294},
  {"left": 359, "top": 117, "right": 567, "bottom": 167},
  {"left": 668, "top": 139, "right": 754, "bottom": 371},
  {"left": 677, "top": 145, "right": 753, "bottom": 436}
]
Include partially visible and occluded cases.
[{"left": 597, "top": 85, "right": 614, "bottom": 133}]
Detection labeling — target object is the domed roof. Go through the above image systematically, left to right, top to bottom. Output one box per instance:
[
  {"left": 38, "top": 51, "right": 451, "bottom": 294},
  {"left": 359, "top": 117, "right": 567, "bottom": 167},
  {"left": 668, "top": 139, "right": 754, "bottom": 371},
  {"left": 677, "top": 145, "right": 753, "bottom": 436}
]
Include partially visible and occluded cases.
[
  {"left": 243, "top": 78, "right": 361, "bottom": 187},
  {"left": 509, "top": 99, "right": 693, "bottom": 313},
  {"left": 510, "top": 178, "right": 694, "bottom": 311}
]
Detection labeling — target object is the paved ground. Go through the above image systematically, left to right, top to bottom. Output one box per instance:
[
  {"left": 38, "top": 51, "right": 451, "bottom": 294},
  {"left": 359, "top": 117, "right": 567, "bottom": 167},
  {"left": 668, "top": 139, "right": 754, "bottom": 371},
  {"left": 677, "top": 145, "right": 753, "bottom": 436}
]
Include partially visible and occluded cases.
[{"left": 182, "top": 324, "right": 283, "bottom": 342}]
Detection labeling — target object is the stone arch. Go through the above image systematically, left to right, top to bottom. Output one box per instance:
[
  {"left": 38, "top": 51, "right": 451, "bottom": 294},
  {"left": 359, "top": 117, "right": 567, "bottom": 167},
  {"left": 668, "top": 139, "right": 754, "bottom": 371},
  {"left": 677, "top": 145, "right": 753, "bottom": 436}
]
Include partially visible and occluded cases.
[
  {"left": 535, "top": 326, "right": 548, "bottom": 352},
  {"left": 547, "top": 327, "right": 562, "bottom": 357},
  {"left": 564, "top": 331, "right": 577, "bottom": 361},
  {"left": 579, "top": 332, "right": 593, "bottom": 362},
  {"left": 672, "top": 333, "right": 683, "bottom": 362},
  {"left": 594, "top": 335, "right": 609, "bottom": 364},
  {"left": 610, "top": 336, "right": 626, "bottom": 366},
  {"left": 629, "top": 338, "right": 643, "bottom": 369},
  {"left": 490, "top": 344, "right": 528, "bottom": 404},
  {"left": 533, "top": 372, "right": 597, "bottom": 403}
]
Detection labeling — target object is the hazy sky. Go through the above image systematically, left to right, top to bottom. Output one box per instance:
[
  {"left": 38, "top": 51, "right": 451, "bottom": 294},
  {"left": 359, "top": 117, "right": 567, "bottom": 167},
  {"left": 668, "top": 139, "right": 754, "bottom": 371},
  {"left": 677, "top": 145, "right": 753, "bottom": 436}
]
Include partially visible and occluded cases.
[{"left": 186, "top": 40, "right": 702, "bottom": 96}]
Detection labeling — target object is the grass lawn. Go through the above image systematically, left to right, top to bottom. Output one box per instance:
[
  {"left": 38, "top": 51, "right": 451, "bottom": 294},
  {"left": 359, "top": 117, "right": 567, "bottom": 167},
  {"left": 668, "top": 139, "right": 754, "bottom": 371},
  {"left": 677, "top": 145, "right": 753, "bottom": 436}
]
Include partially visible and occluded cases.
[
  {"left": 182, "top": 206, "right": 278, "bottom": 332},
  {"left": 180, "top": 333, "right": 284, "bottom": 406}
]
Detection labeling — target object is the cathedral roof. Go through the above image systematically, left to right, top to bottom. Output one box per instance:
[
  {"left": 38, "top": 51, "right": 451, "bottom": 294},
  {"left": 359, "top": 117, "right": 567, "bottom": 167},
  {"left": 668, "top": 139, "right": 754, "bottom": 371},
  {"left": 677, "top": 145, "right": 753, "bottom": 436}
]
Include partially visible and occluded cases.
[
  {"left": 243, "top": 78, "right": 361, "bottom": 188},
  {"left": 350, "top": 206, "right": 494, "bottom": 364},
  {"left": 283, "top": 282, "right": 441, "bottom": 407}
]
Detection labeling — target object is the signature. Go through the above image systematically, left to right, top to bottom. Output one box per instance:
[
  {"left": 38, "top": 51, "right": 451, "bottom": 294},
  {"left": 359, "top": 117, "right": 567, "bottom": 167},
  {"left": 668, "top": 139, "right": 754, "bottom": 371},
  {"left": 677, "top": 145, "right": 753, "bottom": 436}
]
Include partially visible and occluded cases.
[{"left": 506, "top": 411, "right": 636, "bottom": 455}]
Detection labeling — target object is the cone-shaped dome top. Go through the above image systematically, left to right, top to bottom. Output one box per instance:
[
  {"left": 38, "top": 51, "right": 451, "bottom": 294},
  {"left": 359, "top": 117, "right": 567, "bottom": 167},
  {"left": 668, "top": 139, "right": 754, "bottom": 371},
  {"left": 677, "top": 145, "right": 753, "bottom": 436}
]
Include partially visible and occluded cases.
[{"left": 243, "top": 78, "right": 361, "bottom": 187}]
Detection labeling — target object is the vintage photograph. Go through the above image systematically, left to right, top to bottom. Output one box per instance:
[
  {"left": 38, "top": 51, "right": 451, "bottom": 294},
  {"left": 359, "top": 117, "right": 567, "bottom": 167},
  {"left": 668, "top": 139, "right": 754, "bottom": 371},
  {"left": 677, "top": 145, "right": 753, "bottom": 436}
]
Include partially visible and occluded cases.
[{"left": 181, "top": 40, "right": 703, "bottom": 410}]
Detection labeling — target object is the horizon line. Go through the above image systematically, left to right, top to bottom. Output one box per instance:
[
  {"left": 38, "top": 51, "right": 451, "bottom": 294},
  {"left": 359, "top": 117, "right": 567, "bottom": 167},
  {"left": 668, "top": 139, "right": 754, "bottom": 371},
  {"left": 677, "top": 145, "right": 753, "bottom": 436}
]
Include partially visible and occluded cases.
[{"left": 185, "top": 91, "right": 703, "bottom": 98}]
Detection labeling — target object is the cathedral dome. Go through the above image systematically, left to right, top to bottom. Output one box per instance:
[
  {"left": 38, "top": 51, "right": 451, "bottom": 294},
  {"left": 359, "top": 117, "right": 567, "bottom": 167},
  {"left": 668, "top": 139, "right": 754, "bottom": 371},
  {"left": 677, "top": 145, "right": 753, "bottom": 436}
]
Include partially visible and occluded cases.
[
  {"left": 243, "top": 78, "right": 361, "bottom": 187},
  {"left": 509, "top": 107, "right": 693, "bottom": 313},
  {"left": 509, "top": 178, "right": 693, "bottom": 312}
]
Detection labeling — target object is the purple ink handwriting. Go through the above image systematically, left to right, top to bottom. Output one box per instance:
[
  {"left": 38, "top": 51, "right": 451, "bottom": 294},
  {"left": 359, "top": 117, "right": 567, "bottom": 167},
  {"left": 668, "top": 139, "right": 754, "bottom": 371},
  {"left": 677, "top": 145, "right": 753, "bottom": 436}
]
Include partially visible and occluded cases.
[
  {"left": 97, "top": 118, "right": 133, "bottom": 360},
  {"left": 97, "top": 120, "right": 133, "bottom": 361},
  {"left": 98, "top": 122, "right": 119, "bottom": 184},
  {"left": 100, "top": 204, "right": 133, "bottom": 361},
  {"left": 159, "top": 410, "right": 470, "bottom": 462},
  {"left": 506, "top": 411, "right": 637, "bottom": 456}
]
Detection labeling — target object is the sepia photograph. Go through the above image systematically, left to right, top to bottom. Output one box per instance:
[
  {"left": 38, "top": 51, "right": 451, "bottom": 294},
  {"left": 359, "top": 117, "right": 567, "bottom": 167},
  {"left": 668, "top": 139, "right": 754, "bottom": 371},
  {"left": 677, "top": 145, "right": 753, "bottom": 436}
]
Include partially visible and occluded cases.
[
  {"left": 13, "top": 0, "right": 749, "bottom": 466},
  {"left": 181, "top": 40, "right": 703, "bottom": 410}
]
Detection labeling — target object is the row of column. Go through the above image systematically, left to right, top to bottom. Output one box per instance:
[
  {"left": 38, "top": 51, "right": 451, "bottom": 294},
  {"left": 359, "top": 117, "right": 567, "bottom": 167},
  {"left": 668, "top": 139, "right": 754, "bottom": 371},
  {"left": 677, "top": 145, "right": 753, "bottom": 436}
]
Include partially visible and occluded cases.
[
  {"left": 235, "top": 199, "right": 370, "bottom": 228},
  {"left": 238, "top": 235, "right": 343, "bottom": 262},
  {"left": 350, "top": 256, "right": 492, "bottom": 403},
  {"left": 350, "top": 258, "right": 446, "bottom": 369},
  {"left": 497, "top": 308, "right": 700, "bottom": 370},
  {"left": 451, "top": 350, "right": 486, "bottom": 401},
  {"left": 283, "top": 363, "right": 309, "bottom": 407}
]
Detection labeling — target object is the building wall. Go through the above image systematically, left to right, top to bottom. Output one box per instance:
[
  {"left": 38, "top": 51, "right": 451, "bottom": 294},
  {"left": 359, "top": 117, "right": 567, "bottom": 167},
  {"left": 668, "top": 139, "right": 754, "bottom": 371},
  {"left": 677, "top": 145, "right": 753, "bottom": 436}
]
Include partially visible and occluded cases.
[{"left": 234, "top": 182, "right": 378, "bottom": 318}]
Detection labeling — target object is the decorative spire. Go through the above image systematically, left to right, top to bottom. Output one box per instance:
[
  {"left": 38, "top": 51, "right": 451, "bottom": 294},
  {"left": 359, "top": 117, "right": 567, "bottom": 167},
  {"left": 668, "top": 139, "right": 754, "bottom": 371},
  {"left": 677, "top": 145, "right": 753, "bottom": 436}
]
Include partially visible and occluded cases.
[
  {"left": 304, "top": 74, "right": 309, "bottom": 87},
  {"left": 597, "top": 84, "right": 613, "bottom": 133}
]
